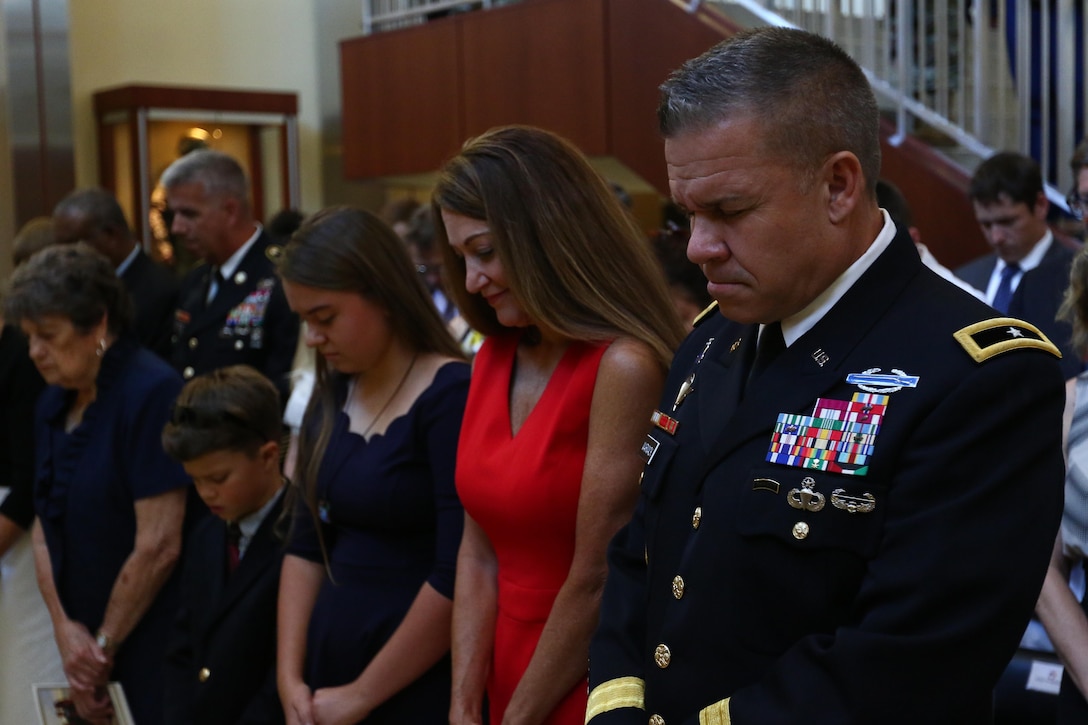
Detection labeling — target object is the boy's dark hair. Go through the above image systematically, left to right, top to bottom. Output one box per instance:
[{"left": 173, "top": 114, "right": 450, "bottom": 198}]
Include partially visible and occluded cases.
[{"left": 162, "top": 365, "right": 282, "bottom": 462}]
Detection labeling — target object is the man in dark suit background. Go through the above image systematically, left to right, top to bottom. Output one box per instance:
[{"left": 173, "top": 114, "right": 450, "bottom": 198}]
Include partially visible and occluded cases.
[
  {"left": 587, "top": 27, "right": 1065, "bottom": 725},
  {"left": 160, "top": 150, "right": 299, "bottom": 402},
  {"left": 957, "top": 151, "right": 1081, "bottom": 377},
  {"left": 53, "top": 187, "right": 179, "bottom": 359}
]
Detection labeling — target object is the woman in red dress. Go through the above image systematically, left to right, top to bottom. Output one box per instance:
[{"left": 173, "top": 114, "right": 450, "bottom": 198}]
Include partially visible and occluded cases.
[{"left": 435, "top": 126, "right": 686, "bottom": 725}]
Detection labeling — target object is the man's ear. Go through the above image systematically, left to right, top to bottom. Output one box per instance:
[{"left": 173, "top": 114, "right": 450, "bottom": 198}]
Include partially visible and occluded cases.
[
  {"left": 824, "top": 151, "right": 865, "bottom": 225},
  {"left": 1033, "top": 190, "right": 1050, "bottom": 221},
  {"left": 222, "top": 195, "right": 242, "bottom": 224},
  {"left": 258, "top": 439, "right": 280, "bottom": 471}
]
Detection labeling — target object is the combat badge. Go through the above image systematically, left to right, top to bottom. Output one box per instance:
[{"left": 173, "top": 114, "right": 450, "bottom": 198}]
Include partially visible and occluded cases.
[
  {"left": 953, "top": 317, "right": 1061, "bottom": 363},
  {"left": 845, "top": 368, "right": 919, "bottom": 394}
]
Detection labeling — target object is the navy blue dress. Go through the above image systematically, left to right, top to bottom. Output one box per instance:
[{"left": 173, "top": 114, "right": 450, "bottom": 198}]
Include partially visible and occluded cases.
[
  {"left": 34, "top": 337, "right": 191, "bottom": 724},
  {"left": 288, "top": 361, "right": 469, "bottom": 724}
]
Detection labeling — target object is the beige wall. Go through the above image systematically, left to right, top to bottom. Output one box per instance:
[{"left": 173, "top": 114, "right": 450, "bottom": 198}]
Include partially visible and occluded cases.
[
  {"left": 68, "top": 0, "right": 325, "bottom": 217},
  {"left": 0, "top": 6, "right": 14, "bottom": 282}
]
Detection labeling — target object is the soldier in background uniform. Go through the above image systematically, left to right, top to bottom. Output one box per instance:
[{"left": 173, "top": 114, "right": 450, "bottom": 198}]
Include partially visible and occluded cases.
[
  {"left": 587, "top": 28, "right": 1066, "bottom": 724},
  {"left": 161, "top": 150, "right": 298, "bottom": 403}
]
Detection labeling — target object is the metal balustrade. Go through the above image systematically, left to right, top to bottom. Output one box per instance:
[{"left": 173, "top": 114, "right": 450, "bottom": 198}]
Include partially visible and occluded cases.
[
  {"left": 360, "top": 0, "right": 1086, "bottom": 199},
  {"left": 361, "top": 0, "right": 495, "bottom": 34},
  {"left": 702, "top": 0, "right": 1087, "bottom": 202}
]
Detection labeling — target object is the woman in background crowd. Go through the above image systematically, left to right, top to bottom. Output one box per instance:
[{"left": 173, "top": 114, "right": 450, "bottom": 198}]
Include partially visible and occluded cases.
[
  {"left": 435, "top": 125, "right": 685, "bottom": 725},
  {"left": 276, "top": 207, "right": 469, "bottom": 725},
  {"left": 0, "top": 217, "right": 62, "bottom": 725},
  {"left": 1039, "top": 243, "right": 1088, "bottom": 722},
  {"left": 4, "top": 244, "right": 190, "bottom": 724}
]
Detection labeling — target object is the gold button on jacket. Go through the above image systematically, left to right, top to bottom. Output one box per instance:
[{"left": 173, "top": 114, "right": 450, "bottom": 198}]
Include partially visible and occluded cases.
[
  {"left": 654, "top": 643, "right": 671, "bottom": 668},
  {"left": 198, "top": 667, "right": 211, "bottom": 683}
]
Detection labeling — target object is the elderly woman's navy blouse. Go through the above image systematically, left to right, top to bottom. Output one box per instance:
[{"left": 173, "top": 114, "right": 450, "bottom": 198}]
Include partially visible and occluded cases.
[{"left": 34, "top": 336, "right": 191, "bottom": 723}]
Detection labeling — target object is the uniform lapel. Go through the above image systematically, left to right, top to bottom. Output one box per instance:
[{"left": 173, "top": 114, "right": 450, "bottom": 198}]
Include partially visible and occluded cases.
[
  {"left": 695, "top": 228, "right": 923, "bottom": 485},
  {"left": 181, "top": 235, "right": 268, "bottom": 336},
  {"left": 694, "top": 321, "right": 757, "bottom": 452},
  {"left": 204, "top": 495, "right": 285, "bottom": 633},
  {"left": 191, "top": 521, "right": 230, "bottom": 640}
]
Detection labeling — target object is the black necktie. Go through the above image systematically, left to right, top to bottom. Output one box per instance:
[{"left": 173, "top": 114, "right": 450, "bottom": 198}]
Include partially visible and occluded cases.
[
  {"left": 206, "top": 267, "right": 224, "bottom": 306},
  {"left": 748, "top": 321, "right": 786, "bottom": 386}
]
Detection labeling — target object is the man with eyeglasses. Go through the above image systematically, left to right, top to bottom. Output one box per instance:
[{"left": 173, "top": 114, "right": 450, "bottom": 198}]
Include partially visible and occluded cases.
[
  {"left": 1068, "top": 138, "right": 1088, "bottom": 225},
  {"left": 958, "top": 151, "right": 1081, "bottom": 378}
]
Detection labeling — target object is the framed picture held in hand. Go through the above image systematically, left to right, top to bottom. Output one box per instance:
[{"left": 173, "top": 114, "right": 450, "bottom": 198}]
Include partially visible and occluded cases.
[{"left": 33, "top": 682, "right": 134, "bottom": 725}]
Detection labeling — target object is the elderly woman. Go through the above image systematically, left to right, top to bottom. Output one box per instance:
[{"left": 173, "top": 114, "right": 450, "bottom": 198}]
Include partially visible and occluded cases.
[{"left": 3, "top": 244, "right": 190, "bottom": 724}]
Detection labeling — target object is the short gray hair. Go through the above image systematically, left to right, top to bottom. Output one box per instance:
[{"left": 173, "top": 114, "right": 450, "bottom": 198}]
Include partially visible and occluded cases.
[
  {"left": 658, "top": 27, "right": 880, "bottom": 193},
  {"left": 160, "top": 149, "right": 250, "bottom": 202},
  {"left": 3, "top": 243, "right": 131, "bottom": 336}
]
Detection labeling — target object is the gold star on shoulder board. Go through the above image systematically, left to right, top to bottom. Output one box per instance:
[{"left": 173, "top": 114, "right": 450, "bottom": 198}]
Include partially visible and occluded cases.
[{"left": 954, "top": 317, "right": 1061, "bottom": 363}]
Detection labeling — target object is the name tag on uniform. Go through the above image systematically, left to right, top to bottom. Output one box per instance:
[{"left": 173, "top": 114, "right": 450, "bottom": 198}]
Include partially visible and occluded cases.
[{"left": 641, "top": 434, "right": 661, "bottom": 465}]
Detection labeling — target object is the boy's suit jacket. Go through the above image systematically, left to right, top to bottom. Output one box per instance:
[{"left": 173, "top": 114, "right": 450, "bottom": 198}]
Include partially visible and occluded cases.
[{"left": 164, "top": 492, "right": 287, "bottom": 725}]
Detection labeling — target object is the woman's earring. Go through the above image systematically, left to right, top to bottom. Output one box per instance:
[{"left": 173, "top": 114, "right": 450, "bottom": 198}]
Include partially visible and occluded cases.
[{"left": 96, "top": 338, "right": 107, "bottom": 358}]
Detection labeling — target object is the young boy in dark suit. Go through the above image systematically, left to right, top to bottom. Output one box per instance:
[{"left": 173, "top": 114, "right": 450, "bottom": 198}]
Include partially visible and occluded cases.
[{"left": 161, "top": 365, "right": 287, "bottom": 725}]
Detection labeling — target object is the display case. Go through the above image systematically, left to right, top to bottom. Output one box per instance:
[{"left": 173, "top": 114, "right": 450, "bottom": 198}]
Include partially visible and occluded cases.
[{"left": 93, "top": 84, "right": 299, "bottom": 248}]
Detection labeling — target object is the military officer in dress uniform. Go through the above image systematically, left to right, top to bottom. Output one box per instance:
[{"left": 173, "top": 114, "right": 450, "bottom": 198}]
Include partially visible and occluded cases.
[
  {"left": 587, "top": 28, "right": 1066, "bottom": 725},
  {"left": 161, "top": 150, "right": 298, "bottom": 403}
]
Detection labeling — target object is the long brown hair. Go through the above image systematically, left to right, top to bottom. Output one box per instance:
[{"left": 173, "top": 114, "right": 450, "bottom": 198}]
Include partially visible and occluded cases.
[
  {"left": 433, "top": 125, "right": 684, "bottom": 368},
  {"left": 277, "top": 207, "right": 464, "bottom": 563},
  {"left": 1060, "top": 244, "right": 1088, "bottom": 358}
]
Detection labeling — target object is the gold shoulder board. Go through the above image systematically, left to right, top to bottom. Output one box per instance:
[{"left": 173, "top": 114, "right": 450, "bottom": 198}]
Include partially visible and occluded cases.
[
  {"left": 265, "top": 244, "right": 283, "bottom": 262},
  {"left": 693, "top": 301, "right": 719, "bottom": 328},
  {"left": 953, "top": 317, "right": 1062, "bottom": 363}
]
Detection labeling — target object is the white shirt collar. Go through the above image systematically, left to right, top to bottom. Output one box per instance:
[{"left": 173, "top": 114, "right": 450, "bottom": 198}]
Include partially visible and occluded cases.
[
  {"left": 775, "top": 209, "right": 897, "bottom": 347},
  {"left": 218, "top": 224, "right": 263, "bottom": 282},
  {"left": 998, "top": 228, "right": 1052, "bottom": 274},
  {"left": 115, "top": 245, "right": 140, "bottom": 277},
  {"left": 235, "top": 484, "right": 284, "bottom": 559}
]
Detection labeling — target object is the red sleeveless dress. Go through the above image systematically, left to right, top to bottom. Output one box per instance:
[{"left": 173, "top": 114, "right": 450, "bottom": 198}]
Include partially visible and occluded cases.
[{"left": 456, "top": 332, "right": 608, "bottom": 725}]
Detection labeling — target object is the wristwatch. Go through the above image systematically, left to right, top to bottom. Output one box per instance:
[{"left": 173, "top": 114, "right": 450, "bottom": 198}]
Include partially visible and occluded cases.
[{"left": 95, "top": 630, "right": 116, "bottom": 656}]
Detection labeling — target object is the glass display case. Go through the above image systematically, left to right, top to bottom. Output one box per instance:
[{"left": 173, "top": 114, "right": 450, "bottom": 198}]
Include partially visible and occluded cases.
[{"left": 93, "top": 84, "right": 299, "bottom": 259}]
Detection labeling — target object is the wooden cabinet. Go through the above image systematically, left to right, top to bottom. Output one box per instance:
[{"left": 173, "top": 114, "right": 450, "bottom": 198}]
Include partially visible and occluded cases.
[{"left": 93, "top": 84, "right": 299, "bottom": 245}]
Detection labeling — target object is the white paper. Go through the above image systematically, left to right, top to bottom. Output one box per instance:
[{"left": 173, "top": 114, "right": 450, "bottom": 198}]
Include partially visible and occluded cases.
[{"left": 1026, "top": 660, "right": 1064, "bottom": 695}]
